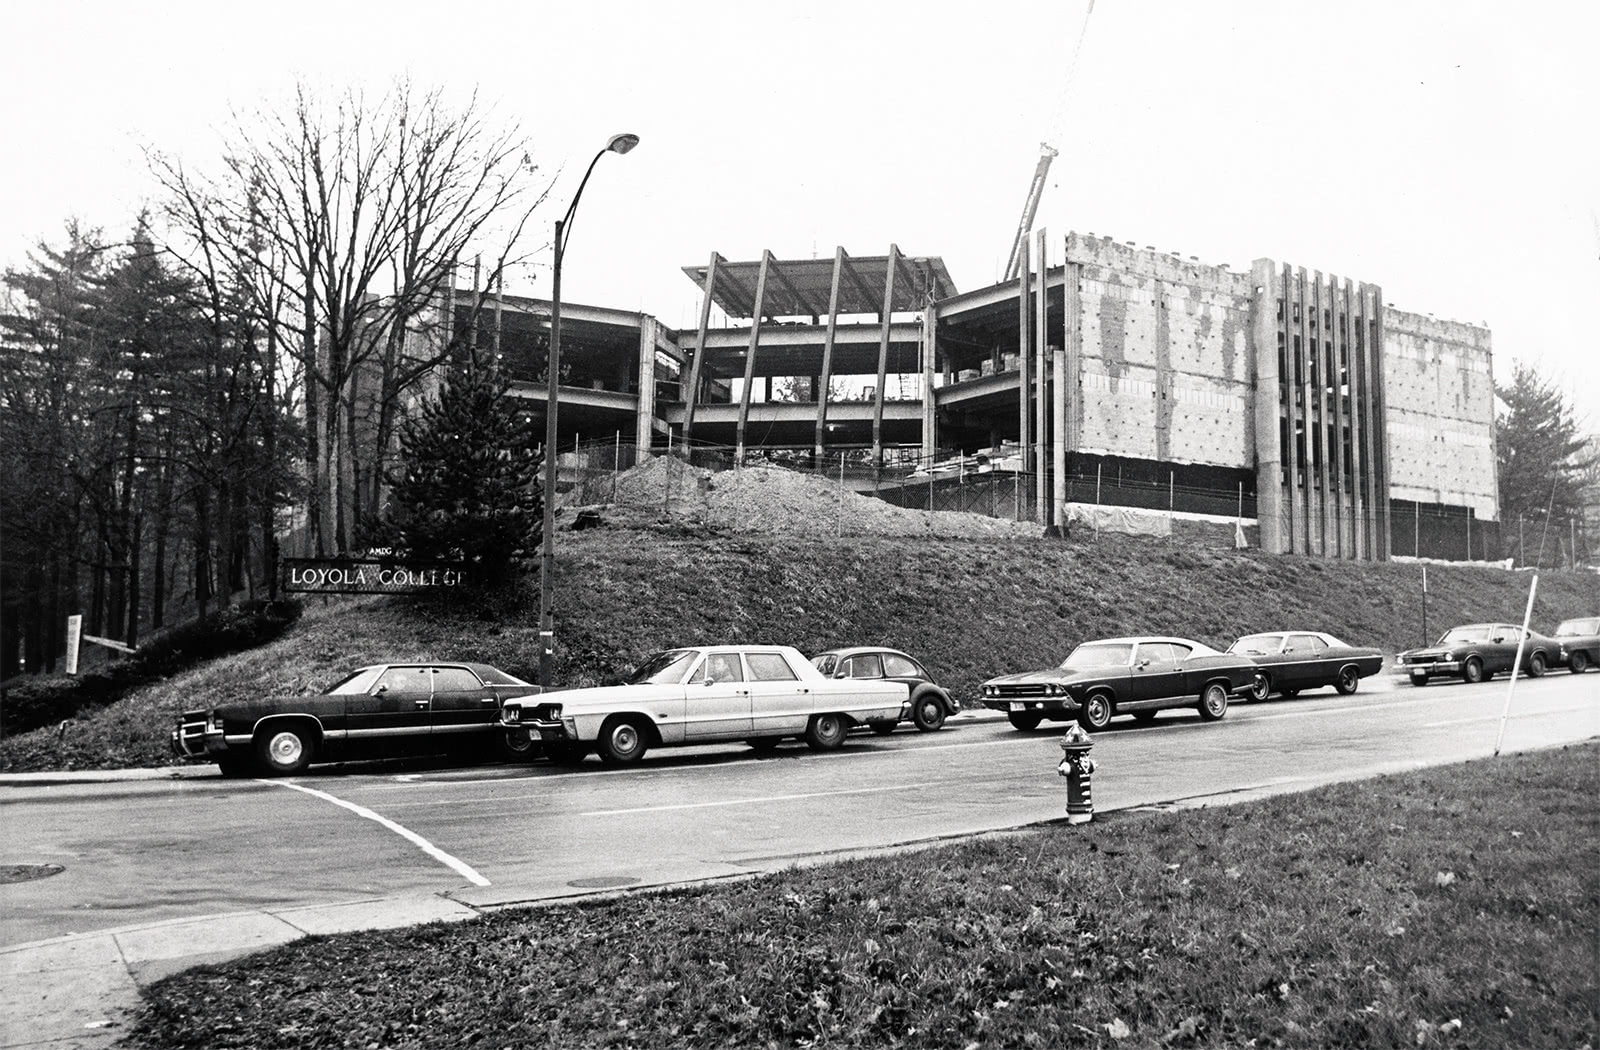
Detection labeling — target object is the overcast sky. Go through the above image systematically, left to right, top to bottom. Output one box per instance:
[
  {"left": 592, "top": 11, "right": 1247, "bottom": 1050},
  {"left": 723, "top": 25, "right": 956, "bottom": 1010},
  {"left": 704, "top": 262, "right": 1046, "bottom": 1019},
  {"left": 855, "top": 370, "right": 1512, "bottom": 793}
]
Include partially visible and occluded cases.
[{"left": 5, "top": 0, "right": 1595, "bottom": 426}]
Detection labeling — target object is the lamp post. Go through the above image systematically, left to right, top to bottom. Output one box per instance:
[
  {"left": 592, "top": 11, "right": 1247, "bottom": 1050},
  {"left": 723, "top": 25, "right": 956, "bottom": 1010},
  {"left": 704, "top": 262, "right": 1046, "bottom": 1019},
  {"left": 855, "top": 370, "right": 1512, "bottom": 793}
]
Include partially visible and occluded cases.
[{"left": 539, "top": 132, "right": 640, "bottom": 689}]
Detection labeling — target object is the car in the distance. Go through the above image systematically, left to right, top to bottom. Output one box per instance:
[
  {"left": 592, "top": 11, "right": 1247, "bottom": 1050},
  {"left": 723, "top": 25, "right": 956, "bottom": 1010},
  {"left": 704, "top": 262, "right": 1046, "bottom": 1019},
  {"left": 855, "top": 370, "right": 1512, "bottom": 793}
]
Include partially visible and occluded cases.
[
  {"left": 1553, "top": 616, "right": 1599, "bottom": 674},
  {"left": 1397, "top": 624, "right": 1559, "bottom": 686},
  {"left": 1227, "top": 631, "right": 1385, "bottom": 699},
  {"left": 980, "top": 636, "right": 1258, "bottom": 732},
  {"left": 502, "top": 645, "right": 908, "bottom": 765},
  {"left": 810, "top": 647, "right": 957, "bottom": 732},
  {"left": 171, "top": 662, "right": 542, "bottom": 776}
]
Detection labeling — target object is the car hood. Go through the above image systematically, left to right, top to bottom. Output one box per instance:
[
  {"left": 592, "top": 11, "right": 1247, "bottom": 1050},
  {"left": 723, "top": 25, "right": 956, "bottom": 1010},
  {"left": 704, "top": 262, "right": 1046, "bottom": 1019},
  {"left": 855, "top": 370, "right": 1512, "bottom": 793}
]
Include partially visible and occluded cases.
[
  {"left": 983, "top": 667, "right": 1114, "bottom": 687},
  {"left": 528, "top": 682, "right": 683, "bottom": 711}
]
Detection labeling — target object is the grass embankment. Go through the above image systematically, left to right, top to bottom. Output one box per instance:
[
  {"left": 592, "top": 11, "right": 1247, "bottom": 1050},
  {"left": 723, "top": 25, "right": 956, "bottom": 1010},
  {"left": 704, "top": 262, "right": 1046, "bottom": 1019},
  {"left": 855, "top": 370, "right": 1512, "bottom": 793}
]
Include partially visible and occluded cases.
[
  {"left": 2, "top": 528, "right": 1595, "bottom": 772},
  {"left": 122, "top": 743, "right": 1599, "bottom": 1049}
]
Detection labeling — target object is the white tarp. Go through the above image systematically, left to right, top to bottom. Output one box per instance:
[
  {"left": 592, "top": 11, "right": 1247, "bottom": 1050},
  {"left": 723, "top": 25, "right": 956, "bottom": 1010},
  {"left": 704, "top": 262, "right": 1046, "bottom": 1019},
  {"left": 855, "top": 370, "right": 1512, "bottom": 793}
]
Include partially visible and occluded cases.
[{"left": 1065, "top": 502, "right": 1172, "bottom": 537}]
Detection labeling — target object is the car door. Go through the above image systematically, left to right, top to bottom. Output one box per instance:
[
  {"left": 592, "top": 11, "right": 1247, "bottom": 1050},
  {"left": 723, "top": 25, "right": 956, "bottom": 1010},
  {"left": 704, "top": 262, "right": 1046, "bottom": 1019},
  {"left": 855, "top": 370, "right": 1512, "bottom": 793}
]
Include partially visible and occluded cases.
[
  {"left": 1484, "top": 625, "right": 1518, "bottom": 674},
  {"left": 1279, "top": 634, "right": 1319, "bottom": 690},
  {"left": 1131, "top": 642, "right": 1185, "bottom": 702},
  {"left": 745, "top": 651, "right": 810, "bottom": 735},
  {"left": 682, "top": 653, "right": 754, "bottom": 741},
  {"left": 345, "top": 665, "right": 433, "bottom": 742},
  {"left": 427, "top": 665, "right": 496, "bottom": 740}
]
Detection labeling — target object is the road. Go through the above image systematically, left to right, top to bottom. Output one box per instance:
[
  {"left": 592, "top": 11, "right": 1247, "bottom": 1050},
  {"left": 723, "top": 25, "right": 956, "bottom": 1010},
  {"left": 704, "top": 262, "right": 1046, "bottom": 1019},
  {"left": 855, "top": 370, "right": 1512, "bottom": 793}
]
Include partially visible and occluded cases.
[{"left": 2, "top": 670, "right": 1595, "bottom": 949}]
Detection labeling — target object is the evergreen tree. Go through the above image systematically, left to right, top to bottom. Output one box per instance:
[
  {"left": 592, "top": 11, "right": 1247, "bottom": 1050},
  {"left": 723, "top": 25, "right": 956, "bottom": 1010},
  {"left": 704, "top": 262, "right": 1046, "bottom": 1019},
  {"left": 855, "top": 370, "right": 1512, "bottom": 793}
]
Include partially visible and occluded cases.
[
  {"left": 1495, "top": 361, "right": 1591, "bottom": 524},
  {"left": 385, "top": 363, "right": 542, "bottom": 580}
]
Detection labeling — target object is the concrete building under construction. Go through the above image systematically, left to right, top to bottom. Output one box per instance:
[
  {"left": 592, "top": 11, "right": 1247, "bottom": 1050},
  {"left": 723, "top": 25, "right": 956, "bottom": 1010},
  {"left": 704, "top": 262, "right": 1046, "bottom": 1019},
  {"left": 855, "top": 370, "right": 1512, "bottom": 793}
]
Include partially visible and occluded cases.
[{"left": 443, "top": 230, "right": 1498, "bottom": 562}]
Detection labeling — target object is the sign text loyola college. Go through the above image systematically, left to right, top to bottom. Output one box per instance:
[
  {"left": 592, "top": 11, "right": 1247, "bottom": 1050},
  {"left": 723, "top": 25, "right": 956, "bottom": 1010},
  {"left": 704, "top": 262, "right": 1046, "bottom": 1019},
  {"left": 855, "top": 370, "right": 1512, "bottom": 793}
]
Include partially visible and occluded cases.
[{"left": 283, "top": 558, "right": 467, "bottom": 595}]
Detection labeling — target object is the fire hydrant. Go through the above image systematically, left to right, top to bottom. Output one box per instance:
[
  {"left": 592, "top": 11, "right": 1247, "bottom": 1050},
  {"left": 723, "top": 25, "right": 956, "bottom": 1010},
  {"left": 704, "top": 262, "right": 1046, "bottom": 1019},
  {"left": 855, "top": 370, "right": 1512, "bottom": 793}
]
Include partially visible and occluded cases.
[{"left": 1057, "top": 724, "right": 1096, "bottom": 825}]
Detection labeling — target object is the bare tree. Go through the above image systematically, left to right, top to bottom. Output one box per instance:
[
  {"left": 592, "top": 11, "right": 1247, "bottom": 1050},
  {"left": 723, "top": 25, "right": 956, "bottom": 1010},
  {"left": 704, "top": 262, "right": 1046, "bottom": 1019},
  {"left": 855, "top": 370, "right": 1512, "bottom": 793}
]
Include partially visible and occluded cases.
[{"left": 211, "top": 79, "right": 550, "bottom": 555}]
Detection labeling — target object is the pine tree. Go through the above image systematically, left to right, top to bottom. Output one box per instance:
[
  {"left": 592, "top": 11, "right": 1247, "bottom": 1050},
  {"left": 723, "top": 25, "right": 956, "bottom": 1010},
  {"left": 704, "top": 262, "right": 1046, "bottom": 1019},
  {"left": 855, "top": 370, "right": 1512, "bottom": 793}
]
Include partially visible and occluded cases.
[
  {"left": 1495, "top": 361, "right": 1591, "bottom": 524},
  {"left": 385, "top": 363, "right": 543, "bottom": 581}
]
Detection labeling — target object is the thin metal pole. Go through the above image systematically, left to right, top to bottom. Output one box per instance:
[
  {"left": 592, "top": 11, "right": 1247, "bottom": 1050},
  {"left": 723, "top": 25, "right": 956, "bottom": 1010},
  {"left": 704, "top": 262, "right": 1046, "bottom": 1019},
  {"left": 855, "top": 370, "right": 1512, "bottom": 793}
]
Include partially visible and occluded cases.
[
  {"left": 538, "top": 217, "right": 564, "bottom": 689},
  {"left": 613, "top": 432, "right": 620, "bottom": 504},
  {"left": 838, "top": 452, "right": 845, "bottom": 538},
  {"left": 1493, "top": 574, "right": 1539, "bottom": 757}
]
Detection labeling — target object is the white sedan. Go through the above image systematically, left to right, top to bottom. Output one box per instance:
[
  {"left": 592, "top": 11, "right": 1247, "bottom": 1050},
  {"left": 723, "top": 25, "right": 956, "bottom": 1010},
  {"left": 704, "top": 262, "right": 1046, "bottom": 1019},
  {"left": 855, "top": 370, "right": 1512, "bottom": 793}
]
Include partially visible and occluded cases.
[{"left": 502, "top": 645, "right": 909, "bottom": 765}]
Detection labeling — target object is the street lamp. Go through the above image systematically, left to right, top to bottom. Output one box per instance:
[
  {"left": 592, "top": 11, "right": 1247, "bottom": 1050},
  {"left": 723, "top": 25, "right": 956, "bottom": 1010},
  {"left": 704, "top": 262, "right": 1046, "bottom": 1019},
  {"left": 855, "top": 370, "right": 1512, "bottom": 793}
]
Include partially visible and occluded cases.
[{"left": 539, "top": 132, "right": 640, "bottom": 689}]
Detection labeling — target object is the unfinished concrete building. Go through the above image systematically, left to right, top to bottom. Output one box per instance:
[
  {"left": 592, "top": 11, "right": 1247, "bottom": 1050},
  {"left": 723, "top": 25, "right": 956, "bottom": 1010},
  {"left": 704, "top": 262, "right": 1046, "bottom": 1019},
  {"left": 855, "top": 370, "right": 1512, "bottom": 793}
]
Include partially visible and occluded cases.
[{"left": 443, "top": 230, "right": 1497, "bottom": 562}]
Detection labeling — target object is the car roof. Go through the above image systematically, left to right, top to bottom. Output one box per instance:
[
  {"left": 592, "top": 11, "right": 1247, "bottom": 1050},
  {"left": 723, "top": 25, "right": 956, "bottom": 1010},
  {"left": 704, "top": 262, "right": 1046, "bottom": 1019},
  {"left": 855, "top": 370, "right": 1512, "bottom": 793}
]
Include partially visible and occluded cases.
[
  {"left": 1079, "top": 636, "right": 1206, "bottom": 647},
  {"left": 814, "top": 647, "right": 914, "bottom": 659}
]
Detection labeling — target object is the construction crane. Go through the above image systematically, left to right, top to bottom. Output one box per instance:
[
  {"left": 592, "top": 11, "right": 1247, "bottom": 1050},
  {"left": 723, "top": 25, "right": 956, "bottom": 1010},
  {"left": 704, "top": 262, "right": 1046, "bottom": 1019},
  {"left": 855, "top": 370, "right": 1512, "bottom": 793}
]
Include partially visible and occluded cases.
[{"left": 1003, "top": 142, "right": 1059, "bottom": 282}]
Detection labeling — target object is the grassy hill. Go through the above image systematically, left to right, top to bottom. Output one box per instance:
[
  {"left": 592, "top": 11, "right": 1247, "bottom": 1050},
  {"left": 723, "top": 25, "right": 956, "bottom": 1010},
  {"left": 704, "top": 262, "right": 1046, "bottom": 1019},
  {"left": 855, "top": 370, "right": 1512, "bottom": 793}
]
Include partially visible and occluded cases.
[{"left": 2, "top": 525, "right": 1594, "bottom": 773}]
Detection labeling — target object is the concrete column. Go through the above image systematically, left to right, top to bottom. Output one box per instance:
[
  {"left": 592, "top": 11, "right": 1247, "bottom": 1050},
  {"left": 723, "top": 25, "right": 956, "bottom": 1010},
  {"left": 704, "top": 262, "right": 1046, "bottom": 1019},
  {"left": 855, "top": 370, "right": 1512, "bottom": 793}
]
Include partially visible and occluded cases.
[
  {"left": 1250, "top": 258, "right": 1285, "bottom": 554},
  {"left": 921, "top": 296, "right": 938, "bottom": 459},
  {"left": 635, "top": 315, "right": 658, "bottom": 457}
]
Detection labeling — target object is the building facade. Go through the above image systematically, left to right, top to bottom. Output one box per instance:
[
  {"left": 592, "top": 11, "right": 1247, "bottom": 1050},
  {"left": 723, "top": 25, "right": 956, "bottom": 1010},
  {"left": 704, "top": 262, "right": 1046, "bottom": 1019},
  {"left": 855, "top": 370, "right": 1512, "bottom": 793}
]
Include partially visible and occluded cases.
[{"left": 444, "top": 230, "right": 1497, "bottom": 561}]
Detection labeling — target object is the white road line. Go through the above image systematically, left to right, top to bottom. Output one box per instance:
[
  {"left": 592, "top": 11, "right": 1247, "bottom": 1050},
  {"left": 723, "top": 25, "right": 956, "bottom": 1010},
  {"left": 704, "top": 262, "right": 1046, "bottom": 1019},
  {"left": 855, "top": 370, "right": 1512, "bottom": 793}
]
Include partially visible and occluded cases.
[
  {"left": 582, "top": 779, "right": 947, "bottom": 817},
  {"left": 264, "top": 780, "right": 491, "bottom": 887}
]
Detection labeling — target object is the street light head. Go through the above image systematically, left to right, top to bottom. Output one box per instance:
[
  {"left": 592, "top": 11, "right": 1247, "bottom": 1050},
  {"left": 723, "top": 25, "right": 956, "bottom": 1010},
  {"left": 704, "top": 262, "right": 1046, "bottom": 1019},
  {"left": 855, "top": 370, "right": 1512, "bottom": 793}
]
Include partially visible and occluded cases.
[{"left": 606, "top": 133, "right": 641, "bottom": 155}]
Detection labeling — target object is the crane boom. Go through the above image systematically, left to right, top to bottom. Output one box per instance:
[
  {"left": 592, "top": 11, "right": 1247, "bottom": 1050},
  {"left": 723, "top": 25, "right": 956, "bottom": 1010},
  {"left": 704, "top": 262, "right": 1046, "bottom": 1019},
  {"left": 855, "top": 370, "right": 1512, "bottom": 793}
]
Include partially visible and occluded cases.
[{"left": 1003, "top": 143, "right": 1058, "bottom": 282}]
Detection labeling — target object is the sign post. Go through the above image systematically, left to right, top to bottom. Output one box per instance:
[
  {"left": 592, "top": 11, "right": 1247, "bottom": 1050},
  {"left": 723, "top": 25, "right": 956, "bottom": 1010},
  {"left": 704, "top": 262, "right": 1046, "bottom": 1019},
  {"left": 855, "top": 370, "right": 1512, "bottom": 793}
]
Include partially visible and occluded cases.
[{"left": 65, "top": 614, "right": 82, "bottom": 675}]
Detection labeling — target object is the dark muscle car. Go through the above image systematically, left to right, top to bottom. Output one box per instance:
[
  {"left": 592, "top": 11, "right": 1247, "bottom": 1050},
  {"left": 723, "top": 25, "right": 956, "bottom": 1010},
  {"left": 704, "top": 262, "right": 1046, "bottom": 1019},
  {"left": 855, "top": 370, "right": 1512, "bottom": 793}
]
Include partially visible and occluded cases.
[
  {"left": 1553, "top": 617, "right": 1599, "bottom": 674},
  {"left": 1397, "top": 623, "right": 1559, "bottom": 686},
  {"left": 1227, "top": 631, "right": 1385, "bottom": 699},
  {"left": 980, "top": 636, "right": 1258, "bottom": 732},
  {"left": 811, "top": 647, "right": 958, "bottom": 732},
  {"left": 172, "top": 662, "right": 542, "bottom": 776}
]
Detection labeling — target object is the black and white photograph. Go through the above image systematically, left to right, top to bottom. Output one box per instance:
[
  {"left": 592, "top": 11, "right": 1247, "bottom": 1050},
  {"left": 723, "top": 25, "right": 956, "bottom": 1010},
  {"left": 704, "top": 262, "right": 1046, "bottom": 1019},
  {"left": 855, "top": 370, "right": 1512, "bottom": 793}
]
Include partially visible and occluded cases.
[{"left": 2, "top": 1, "right": 1595, "bottom": 1046}]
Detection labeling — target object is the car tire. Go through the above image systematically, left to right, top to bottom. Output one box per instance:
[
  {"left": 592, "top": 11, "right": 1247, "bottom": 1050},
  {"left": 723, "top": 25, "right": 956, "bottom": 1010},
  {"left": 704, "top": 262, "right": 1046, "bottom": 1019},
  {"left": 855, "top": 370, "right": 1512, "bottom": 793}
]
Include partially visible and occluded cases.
[
  {"left": 1571, "top": 651, "right": 1590, "bottom": 674},
  {"left": 1527, "top": 652, "right": 1546, "bottom": 678},
  {"left": 1463, "top": 657, "right": 1484, "bottom": 684},
  {"left": 1335, "top": 666, "right": 1361, "bottom": 695},
  {"left": 1409, "top": 672, "right": 1428, "bottom": 687},
  {"left": 1248, "top": 673, "right": 1270, "bottom": 701},
  {"left": 1197, "top": 683, "right": 1229, "bottom": 722},
  {"left": 1279, "top": 688, "right": 1300, "bottom": 699},
  {"left": 1077, "top": 692, "right": 1113, "bottom": 732},
  {"left": 911, "top": 695, "right": 948, "bottom": 732},
  {"left": 1006, "top": 710, "right": 1043, "bottom": 732},
  {"left": 805, "top": 713, "right": 849, "bottom": 751},
  {"left": 597, "top": 717, "right": 649, "bottom": 765},
  {"left": 255, "top": 724, "right": 313, "bottom": 776},
  {"left": 496, "top": 728, "right": 540, "bottom": 762},
  {"left": 745, "top": 736, "right": 783, "bottom": 752},
  {"left": 546, "top": 742, "right": 589, "bottom": 766},
  {"left": 215, "top": 754, "right": 251, "bottom": 778}
]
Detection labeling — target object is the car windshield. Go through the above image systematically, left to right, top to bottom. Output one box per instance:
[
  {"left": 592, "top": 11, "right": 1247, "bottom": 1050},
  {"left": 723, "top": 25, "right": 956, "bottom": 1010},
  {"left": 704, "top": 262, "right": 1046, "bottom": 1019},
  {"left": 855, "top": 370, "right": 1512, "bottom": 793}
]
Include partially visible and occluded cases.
[
  {"left": 1556, "top": 618, "right": 1599, "bottom": 636},
  {"left": 1439, "top": 627, "right": 1490, "bottom": 644},
  {"left": 1230, "top": 634, "right": 1284, "bottom": 654},
  {"left": 1061, "top": 643, "right": 1133, "bottom": 669},
  {"left": 626, "top": 649, "right": 699, "bottom": 685},
  {"left": 323, "top": 667, "right": 384, "bottom": 695}
]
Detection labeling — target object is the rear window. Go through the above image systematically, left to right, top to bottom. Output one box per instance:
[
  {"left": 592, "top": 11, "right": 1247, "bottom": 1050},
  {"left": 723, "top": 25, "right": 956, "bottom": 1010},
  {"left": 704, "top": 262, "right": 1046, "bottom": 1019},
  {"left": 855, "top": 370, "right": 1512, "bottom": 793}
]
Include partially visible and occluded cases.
[
  {"left": 747, "top": 653, "right": 799, "bottom": 681},
  {"left": 882, "top": 653, "right": 923, "bottom": 678},
  {"left": 431, "top": 667, "right": 482, "bottom": 692}
]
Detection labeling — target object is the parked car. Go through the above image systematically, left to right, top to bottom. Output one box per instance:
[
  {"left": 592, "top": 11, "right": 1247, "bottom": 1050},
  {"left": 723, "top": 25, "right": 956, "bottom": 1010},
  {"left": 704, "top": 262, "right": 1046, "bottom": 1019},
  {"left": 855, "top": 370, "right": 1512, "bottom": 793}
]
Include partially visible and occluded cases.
[
  {"left": 1553, "top": 616, "right": 1599, "bottom": 674},
  {"left": 1397, "top": 624, "right": 1559, "bottom": 686},
  {"left": 1226, "top": 631, "right": 1385, "bottom": 699},
  {"left": 980, "top": 636, "right": 1258, "bottom": 732},
  {"left": 501, "top": 645, "right": 908, "bottom": 766},
  {"left": 810, "top": 647, "right": 957, "bottom": 732},
  {"left": 171, "top": 662, "right": 542, "bottom": 776}
]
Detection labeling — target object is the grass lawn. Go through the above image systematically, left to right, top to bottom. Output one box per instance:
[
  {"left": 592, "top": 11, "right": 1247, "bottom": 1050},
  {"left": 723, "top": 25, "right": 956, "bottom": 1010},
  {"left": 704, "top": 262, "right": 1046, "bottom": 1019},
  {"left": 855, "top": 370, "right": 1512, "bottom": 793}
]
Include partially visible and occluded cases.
[{"left": 122, "top": 743, "right": 1598, "bottom": 1049}]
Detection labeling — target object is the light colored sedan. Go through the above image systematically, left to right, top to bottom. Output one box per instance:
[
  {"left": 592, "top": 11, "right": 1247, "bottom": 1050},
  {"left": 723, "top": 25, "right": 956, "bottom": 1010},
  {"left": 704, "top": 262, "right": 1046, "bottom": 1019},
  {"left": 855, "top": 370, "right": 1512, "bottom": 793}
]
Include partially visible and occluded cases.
[{"left": 502, "top": 645, "right": 909, "bottom": 765}]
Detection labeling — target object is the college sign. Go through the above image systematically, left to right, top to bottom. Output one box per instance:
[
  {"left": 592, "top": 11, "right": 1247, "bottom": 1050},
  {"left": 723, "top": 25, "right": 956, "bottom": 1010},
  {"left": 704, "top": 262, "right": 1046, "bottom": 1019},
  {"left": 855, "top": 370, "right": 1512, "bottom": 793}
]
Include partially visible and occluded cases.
[{"left": 283, "top": 558, "right": 467, "bottom": 595}]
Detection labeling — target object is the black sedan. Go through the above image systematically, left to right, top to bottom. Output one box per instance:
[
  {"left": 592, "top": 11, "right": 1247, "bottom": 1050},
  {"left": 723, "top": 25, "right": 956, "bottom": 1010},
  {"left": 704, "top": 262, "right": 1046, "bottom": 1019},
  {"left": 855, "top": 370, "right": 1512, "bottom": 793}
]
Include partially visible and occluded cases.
[
  {"left": 1554, "top": 616, "right": 1599, "bottom": 674},
  {"left": 1397, "top": 624, "right": 1559, "bottom": 686},
  {"left": 1227, "top": 631, "right": 1385, "bottom": 699},
  {"left": 980, "top": 636, "right": 1258, "bottom": 732},
  {"left": 811, "top": 647, "right": 958, "bottom": 732},
  {"left": 172, "top": 662, "right": 542, "bottom": 775}
]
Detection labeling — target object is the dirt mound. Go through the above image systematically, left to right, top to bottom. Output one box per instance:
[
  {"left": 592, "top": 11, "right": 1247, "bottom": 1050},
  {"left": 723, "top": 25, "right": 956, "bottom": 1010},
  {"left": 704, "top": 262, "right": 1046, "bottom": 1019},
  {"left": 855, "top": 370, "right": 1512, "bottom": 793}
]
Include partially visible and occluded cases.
[{"left": 582, "top": 458, "right": 1044, "bottom": 540}]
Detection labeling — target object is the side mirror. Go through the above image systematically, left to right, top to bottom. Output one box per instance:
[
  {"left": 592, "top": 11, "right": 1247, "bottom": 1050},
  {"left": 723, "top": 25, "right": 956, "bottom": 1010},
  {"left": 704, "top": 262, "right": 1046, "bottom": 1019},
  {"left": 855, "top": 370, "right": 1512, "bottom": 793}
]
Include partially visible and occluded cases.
[
  {"left": 1136, "top": 659, "right": 1149, "bottom": 670},
  {"left": 376, "top": 683, "right": 389, "bottom": 695}
]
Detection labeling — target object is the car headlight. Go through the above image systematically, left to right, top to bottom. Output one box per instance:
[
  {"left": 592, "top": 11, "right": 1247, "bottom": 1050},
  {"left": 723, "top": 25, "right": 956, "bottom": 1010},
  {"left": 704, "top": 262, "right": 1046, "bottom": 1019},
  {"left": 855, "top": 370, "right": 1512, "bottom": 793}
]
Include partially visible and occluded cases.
[
  {"left": 503, "top": 706, "right": 521, "bottom": 725},
  {"left": 206, "top": 710, "right": 223, "bottom": 732}
]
